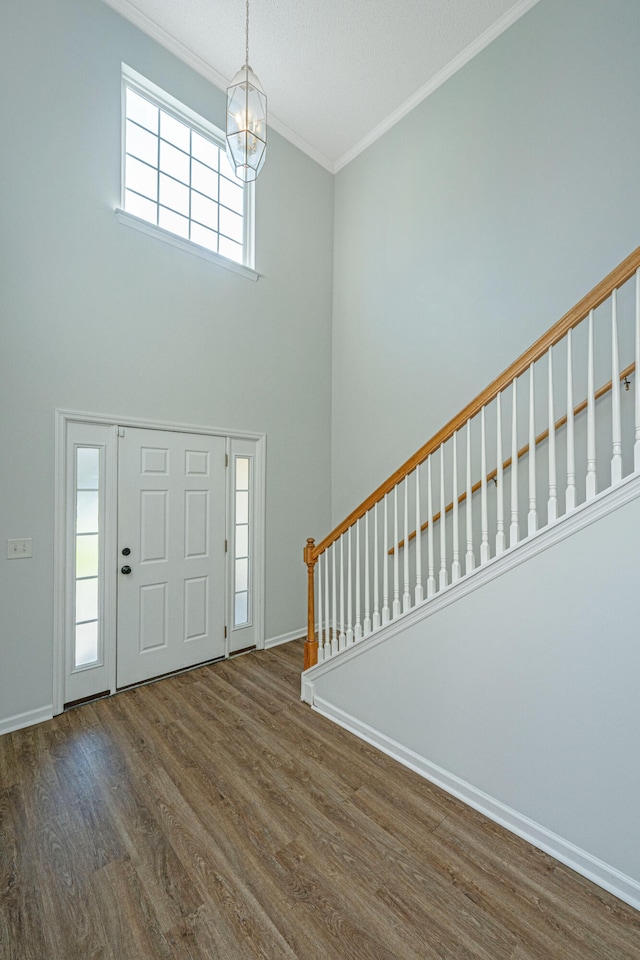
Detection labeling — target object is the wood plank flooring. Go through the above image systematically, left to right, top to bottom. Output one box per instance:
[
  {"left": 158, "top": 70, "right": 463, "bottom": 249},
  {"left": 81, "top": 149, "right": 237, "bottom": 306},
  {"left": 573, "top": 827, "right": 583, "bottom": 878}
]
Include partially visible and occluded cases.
[{"left": 1, "top": 640, "right": 639, "bottom": 959}]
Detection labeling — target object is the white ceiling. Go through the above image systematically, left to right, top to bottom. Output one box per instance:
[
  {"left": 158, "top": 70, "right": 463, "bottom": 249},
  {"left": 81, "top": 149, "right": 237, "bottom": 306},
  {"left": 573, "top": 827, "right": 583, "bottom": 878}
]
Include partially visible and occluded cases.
[{"left": 103, "top": 0, "right": 540, "bottom": 172}]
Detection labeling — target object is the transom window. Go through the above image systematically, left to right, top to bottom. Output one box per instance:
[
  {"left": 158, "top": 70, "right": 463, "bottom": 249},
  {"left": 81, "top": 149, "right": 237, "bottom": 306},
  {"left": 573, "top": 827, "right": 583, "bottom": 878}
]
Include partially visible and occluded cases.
[{"left": 120, "top": 65, "right": 254, "bottom": 271}]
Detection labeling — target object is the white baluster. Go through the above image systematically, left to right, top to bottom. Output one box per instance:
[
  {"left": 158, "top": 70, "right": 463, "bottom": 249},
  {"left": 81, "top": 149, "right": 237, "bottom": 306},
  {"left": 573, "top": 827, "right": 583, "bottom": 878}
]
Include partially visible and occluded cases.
[
  {"left": 635, "top": 270, "right": 640, "bottom": 471},
  {"left": 611, "top": 289, "right": 623, "bottom": 485},
  {"left": 586, "top": 310, "right": 597, "bottom": 500},
  {"left": 566, "top": 328, "right": 576, "bottom": 511},
  {"left": 547, "top": 346, "right": 557, "bottom": 522},
  {"left": 528, "top": 362, "right": 537, "bottom": 535},
  {"left": 510, "top": 379, "right": 520, "bottom": 546},
  {"left": 495, "top": 392, "right": 505, "bottom": 554},
  {"left": 480, "top": 407, "right": 490, "bottom": 564},
  {"left": 465, "top": 420, "right": 475, "bottom": 573},
  {"left": 451, "top": 431, "right": 462, "bottom": 580},
  {"left": 439, "top": 443, "right": 448, "bottom": 588},
  {"left": 427, "top": 455, "right": 436, "bottom": 596},
  {"left": 415, "top": 465, "right": 424, "bottom": 603},
  {"left": 403, "top": 478, "right": 411, "bottom": 612},
  {"left": 392, "top": 487, "right": 401, "bottom": 618},
  {"left": 382, "top": 496, "right": 390, "bottom": 624},
  {"left": 373, "top": 502, "right": 380, "bottom": 630},
  {"left": 363, "top": 511, "right": 371, "bottom": 637},
  {"left": 355, "top": 519, "right": 362, "bottom": 641},
  {"left": 346, "top": 526, "right": 354, "bottom": 644},
  {"left": 339, "top": 535, "right": 346, "bottom": 649},
  {"left": 331, "top": 543, "right": 338, "bottom": 656},
  {"left": 324, "top": 545, "right": 330, "bottom": 658},
  {"left": 317, "top": 550, "right": 324, "bottom": 661}
]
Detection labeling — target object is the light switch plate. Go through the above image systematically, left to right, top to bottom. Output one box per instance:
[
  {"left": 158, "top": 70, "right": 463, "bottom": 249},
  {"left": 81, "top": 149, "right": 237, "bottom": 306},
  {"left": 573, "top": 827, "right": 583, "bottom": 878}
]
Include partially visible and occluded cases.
[{"left": 7, "top": 538, "right": 33, "bottom": 559}]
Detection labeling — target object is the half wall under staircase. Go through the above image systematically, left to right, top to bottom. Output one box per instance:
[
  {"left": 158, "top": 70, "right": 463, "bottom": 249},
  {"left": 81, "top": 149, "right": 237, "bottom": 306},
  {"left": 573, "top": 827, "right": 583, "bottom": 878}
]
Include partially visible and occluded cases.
[{"left": 301, "top": 247, "right": 640, "bottom": 912}]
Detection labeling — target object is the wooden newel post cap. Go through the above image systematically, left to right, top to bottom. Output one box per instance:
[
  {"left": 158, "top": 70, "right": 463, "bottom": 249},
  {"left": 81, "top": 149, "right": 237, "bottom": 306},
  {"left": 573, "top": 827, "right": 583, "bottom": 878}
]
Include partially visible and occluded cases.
[{"left": 304, "top": 538, "right": 316, "bottom": 565}]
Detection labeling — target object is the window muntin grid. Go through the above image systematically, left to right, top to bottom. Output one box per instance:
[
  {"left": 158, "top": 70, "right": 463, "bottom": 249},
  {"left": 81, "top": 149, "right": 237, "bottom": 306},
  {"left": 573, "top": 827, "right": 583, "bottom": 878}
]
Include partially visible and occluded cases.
[
  {"left": 122, "top": 78, "right": 248, "bottom": 268},
  {"left": 74, "top": 447, "right": 101, "bottom": 668},
  {"left": 234, "top": 456, "right": 252, "bottom": 627}
]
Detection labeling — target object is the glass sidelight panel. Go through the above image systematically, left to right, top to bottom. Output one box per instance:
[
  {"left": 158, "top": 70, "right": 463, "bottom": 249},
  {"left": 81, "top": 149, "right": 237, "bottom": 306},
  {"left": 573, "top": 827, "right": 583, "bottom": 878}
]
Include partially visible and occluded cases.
[
  {"left": 62, "top": 418, "right": 116, "bottom": 710},
  {"left": 74, "top": 446, "right": 100, "bottom": 668},
  {"left": 77, "top": 447, "right": 100, "bottom": 488},
  {"left": 233, "top": 456, "right": 251, "bottom": 627},
  {"left": 76, "top": 490, "right": 99, "bottom": 533},
  {"left": 76, "top": 534, "right": 99, "bottom": 577},
  {"left": 75, "top": 577, "right": 98, "bottom": 623},
  {"left": 234, "top": 592, "right": 248, "bottom": 626},
  {"left": 75, "top": 621, "right": 99, "bottom": 668}
]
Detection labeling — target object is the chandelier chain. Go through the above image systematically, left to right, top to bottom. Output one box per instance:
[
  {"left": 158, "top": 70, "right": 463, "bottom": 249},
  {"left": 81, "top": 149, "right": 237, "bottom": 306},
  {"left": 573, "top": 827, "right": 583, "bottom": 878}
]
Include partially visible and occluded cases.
[{"left": 245, "top": 0, "right": 250, "bottom": 66}]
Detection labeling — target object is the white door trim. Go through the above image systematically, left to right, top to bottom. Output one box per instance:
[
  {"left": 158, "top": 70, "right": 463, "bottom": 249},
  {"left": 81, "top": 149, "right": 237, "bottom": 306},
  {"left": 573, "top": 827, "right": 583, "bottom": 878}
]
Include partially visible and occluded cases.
[{"left": 53, "top": 409, "right": 266, "bottom": 715}]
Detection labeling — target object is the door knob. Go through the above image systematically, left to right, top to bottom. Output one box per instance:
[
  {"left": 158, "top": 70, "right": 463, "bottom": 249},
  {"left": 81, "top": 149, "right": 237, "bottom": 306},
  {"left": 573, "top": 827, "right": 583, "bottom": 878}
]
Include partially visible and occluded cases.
[
  {"left": 122, "top": 547, "right": 131, "bottom": 556},
  {"left": 121, "top": 565, "right": 132, "bottom": 575}
]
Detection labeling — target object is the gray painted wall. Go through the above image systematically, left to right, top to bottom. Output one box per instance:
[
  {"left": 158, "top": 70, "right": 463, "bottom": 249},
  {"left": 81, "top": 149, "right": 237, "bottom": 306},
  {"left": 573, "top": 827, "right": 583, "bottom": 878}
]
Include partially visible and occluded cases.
[
  {"left": 0, "top": 0, "right": 333, "bottom": 723},
  {"left": 331, "top": 0, "right": 640, "bottom": 524},
  {"left": 308, "top": 490, "right": 640, "bottom": 893}
]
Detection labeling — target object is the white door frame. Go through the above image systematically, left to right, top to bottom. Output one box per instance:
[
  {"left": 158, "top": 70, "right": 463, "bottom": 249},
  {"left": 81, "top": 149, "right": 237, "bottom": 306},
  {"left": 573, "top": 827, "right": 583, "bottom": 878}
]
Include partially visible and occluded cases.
[{"left": 53, "top": 409, "right": 266, "bottom": 715}]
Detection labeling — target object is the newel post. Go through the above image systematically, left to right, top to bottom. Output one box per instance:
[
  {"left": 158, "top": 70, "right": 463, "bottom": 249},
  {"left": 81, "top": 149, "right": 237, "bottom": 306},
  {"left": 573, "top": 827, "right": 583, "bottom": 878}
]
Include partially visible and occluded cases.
[{"left": 303, "top": 538, "right": 318, "bottom": 670}]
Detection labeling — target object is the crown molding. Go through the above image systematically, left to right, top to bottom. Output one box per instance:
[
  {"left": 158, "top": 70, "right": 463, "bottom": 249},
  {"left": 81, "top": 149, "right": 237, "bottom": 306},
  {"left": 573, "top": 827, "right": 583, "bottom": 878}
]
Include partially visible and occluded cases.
[
  {"left": 102, "top": 0, "right": 230, "bottom": 88},
  {"left": 103, "top": 0, "right": 541, "bottom": 175},
  {"left": 334, "top": 0, "right": 541, "bottom": 172}
]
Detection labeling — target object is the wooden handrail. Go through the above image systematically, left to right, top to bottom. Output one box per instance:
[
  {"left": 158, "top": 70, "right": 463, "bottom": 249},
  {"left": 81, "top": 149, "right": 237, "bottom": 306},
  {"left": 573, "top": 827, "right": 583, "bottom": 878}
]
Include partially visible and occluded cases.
[
  {"left": 310, "top": 246, "right": 640, "bottom": 562},
  {"left": 390, "top": 362, "right": 636, "bottom": 553}
]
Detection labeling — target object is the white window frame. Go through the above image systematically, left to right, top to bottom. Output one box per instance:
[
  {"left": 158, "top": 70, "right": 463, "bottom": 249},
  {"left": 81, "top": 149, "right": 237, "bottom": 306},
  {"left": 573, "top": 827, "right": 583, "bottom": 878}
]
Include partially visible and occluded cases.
[{"left": 116, "top": 64, "right": 260, "bottom": 282}]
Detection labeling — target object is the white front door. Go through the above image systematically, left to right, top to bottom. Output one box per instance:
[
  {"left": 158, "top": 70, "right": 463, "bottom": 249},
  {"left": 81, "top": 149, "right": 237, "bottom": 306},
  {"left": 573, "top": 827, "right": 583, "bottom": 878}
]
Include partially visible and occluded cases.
[{"left": 116, "top": 427, "right": 227, "bottom": 688}]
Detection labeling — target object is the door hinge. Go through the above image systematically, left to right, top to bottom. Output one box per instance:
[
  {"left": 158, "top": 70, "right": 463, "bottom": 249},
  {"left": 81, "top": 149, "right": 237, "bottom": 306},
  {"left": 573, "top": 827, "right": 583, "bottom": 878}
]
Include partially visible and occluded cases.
[
  {"left": 225, "top": 453, "right": 229, "bottom": 467},
  {"left": 225, "top": 539, "right": 228, "bottom": 553},
  {"left": 224, "top": 625, "right": 227, "bottom": 639}
]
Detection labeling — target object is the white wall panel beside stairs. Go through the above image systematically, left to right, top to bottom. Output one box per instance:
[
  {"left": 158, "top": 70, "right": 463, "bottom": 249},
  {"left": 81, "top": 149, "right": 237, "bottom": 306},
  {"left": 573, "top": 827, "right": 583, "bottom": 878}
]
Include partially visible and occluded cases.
[{"left": 303, "top": 478, "right": 640, "bottom": 910}]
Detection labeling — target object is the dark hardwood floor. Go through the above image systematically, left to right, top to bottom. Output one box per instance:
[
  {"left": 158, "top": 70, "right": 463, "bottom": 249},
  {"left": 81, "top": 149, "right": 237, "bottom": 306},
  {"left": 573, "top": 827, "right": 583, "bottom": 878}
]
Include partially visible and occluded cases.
[{"left": 1, "top": 640, "right": 639, "bottom": 959}]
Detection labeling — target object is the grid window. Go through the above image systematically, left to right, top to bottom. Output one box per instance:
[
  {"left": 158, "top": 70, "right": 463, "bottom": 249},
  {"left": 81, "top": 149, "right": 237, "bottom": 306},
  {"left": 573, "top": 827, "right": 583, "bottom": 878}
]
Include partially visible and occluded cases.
[{"left": 122, "top": 69, "right": 251, "bottom": 268}]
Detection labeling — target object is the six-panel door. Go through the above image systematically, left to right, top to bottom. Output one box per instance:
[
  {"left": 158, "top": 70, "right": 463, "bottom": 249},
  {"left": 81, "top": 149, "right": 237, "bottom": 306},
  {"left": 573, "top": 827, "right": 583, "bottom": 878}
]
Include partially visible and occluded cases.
[{"left": 116, "top": 427, "right": 227, "bottom": 688}]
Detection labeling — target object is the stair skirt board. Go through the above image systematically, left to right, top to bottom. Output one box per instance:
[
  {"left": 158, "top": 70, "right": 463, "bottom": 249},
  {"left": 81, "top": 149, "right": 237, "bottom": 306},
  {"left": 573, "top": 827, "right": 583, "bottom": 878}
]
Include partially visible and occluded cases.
[
  {"left": 302, "top": 471, "right": 640, "bottom": 688},
  {"left": 310, "top": 695, "right": 640, "bottom": 913}
]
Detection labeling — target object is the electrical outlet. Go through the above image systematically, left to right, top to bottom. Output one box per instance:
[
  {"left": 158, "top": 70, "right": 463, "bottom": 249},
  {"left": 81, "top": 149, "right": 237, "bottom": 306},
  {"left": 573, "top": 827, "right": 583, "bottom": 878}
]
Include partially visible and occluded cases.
[{"left": 7, "top": 539, "right": 33, "bottom": 559}]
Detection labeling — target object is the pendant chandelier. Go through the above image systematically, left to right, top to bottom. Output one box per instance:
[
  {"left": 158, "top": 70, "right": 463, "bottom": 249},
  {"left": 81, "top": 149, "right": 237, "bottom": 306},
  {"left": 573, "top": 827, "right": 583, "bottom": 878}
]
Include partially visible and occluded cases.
[{"left": 226, "top": 0, "right": 267, "bottom": 182}]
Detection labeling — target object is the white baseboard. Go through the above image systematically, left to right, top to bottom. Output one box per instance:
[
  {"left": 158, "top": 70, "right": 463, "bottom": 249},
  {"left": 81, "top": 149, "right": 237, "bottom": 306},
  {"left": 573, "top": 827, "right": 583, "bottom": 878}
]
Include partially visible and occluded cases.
[
  {"left": 264, "top": 628, "right": 305, "bottom": 649},
  {"left": 313, "top": 696, "right": 640, "bottom": 913},
  {"left": 0, "top": 705, "right": 53, "bottom": 737}
]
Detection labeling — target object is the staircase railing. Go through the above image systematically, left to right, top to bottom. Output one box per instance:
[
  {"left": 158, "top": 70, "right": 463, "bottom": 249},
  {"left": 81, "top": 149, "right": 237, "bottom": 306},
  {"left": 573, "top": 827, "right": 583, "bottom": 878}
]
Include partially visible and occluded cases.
[{"left": 303, "top": 247, "right": 640, "bottom": 670}]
